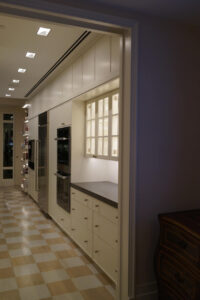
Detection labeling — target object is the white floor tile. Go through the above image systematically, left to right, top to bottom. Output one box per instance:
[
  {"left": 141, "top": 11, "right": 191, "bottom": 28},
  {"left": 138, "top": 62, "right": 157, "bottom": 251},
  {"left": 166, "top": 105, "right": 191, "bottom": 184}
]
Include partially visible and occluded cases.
[
  {"left": 42, "top": 232, "right": 60, "bottom": 239},
  {"left": 26, "top": 240, "right": 47, "bottom": 248},
  {"left": 50, "top": 243, "right": 71, "bottom": 252},
  {"left": 9, "top": 247, "right": 31, "bottom": 257},
  {"left": 33, "top": 252, "right": 57, "bottom": 263},
  {"left": 60, "top": 257, "right": 85, "bottom": 268},
  {"left": 14, "top": 264, "right": 40, "bottom": 276},
  {"left": 42, "top": 269, "right": 69, "bottom": 283},
  {"left": 72, "top": 275, "right": 102, "bottom": 290},
  {"left": 0, "top": 277, "right": 17, "bottom": 292},
  {"left": 19, "top": 284, "right": 51, "bottom": 300}
]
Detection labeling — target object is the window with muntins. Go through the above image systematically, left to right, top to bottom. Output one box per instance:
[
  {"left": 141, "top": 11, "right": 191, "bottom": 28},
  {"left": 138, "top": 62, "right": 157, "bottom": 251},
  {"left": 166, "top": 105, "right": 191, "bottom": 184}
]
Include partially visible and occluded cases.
[{"left": 85, "top": 90, "right": 119, "bottom": 160}]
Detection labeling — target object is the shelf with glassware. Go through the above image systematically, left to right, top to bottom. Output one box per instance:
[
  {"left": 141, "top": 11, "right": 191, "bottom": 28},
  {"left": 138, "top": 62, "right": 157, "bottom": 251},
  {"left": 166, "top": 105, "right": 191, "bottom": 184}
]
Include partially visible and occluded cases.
[{"left": 21, "top": 110, "right": 29, "bottom": 193}]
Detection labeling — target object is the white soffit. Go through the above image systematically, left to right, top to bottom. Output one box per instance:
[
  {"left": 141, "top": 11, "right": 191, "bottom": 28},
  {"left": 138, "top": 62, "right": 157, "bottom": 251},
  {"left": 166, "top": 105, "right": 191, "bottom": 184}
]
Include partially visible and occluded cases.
[{"left": 0, "top": 13, "right": 92, "bottom": 100}]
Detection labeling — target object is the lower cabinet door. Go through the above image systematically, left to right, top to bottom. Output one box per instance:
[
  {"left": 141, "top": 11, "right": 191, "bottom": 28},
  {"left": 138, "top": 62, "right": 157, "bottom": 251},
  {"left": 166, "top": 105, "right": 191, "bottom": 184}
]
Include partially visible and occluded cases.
[{"left": 93, "top": 234, "right": 118, "bottom": 282}]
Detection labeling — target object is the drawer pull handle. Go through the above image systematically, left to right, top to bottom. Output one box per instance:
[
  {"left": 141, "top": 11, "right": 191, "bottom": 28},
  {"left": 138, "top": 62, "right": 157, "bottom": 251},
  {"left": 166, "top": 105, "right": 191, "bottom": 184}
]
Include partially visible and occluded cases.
[
  {"left": 84, "top": 199, "right": 88, "bottom": 202},
  {"left": 95, "top": 205, "right": 99, "bottom": 208},
  {"left": 72, "top": 208, "right": 75, "bottom": 211},
  {"left": 84, "top": 217, "right": 88, "bottom": 220},
  {"left": 95, "top": 225, "right": 99, "bottom": 228},
  {"left": 84, "top": 240, "right": 88, "bottom": 243},
  {"left": 95, "top": 250, "right": 99, "bottom": 253},
  {"left": 174, "top": 272, "right": 185, "bottom": 284}
]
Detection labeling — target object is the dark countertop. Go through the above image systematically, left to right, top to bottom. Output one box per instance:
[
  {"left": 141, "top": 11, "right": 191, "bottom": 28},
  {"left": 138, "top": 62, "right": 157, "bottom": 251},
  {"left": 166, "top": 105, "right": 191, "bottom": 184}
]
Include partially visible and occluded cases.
[{"left": 71, "top": 181, "right": 118, "bottom": 208}]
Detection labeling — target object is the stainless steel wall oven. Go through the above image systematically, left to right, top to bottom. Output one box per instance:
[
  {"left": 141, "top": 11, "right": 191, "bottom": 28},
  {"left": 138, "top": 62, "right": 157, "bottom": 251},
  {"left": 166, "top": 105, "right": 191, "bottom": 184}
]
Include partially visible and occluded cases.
[{"left": 55, "top": 126, "right": 71, "bottom": 212}]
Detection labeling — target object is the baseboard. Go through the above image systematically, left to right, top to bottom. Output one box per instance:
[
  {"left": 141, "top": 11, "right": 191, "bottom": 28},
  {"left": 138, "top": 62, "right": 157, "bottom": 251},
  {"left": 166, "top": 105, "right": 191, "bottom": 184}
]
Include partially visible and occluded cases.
[{"left": 132, "top": 281, "right": 158, "bottom": 300}]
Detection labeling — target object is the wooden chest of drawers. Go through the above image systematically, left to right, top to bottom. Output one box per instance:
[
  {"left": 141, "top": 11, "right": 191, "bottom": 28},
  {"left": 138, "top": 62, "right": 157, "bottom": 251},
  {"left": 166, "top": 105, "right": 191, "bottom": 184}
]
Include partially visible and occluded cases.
[{"left": 156, "top": 210, "right": 200, "bottom": 300}]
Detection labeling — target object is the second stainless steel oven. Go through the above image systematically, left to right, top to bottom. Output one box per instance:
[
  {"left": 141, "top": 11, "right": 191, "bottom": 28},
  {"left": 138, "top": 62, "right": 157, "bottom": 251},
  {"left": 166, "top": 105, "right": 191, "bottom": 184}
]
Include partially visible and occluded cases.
[{"left": 55, "top": 126, "right": 71, "bottom": 212}]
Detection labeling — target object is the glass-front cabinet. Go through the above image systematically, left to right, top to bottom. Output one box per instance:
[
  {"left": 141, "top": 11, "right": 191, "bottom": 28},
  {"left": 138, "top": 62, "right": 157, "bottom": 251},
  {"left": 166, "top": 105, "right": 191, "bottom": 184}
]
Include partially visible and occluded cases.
[{"left": 86, "top": 90, "right": 119, "bottom": 160}]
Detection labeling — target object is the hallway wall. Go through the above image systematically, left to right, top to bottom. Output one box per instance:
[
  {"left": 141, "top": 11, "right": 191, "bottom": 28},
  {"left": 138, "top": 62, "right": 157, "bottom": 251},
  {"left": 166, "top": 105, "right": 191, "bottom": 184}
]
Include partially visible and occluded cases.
[{"left": 135, "top": 19, "right": 200, "bottom": 299}]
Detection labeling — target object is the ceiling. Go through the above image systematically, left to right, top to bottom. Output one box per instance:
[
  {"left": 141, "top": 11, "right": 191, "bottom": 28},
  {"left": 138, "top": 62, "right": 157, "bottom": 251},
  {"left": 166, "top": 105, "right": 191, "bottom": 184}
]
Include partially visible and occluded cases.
[{"left": 0, "top": 14, "right": 90, "bottom": 100}]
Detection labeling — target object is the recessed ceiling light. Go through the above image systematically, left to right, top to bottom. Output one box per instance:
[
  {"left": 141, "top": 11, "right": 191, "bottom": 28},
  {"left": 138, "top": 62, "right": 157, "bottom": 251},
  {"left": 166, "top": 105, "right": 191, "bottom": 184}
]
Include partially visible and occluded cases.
[
  {"left": 37, "top": 27, "right": 51, "bottom": 36},
  {"left": 26, "top": 52, "right": 36, "bottom": 59},
  {"left": 18, "top": 68, "right": 26, "bottom": 73},
  {"left": 13, "top": 79, "right": 20, "bottom": 83},
  {"left": 8, "top": 88, "right": 15, "bottom": 91},
  {"left": 5, "top": 94, "right": 11, "bottom": 97}
]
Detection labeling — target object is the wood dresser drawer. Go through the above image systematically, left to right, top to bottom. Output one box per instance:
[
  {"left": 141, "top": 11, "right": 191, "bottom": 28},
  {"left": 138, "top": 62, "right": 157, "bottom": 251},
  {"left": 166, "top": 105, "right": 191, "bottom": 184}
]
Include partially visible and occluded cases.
[
  {"left": 156, "top": 210, "right": 200, "bottom": 300},
  {"left": 161, "top": 223, "right": 200, "bottom": 266},
  {"left": 158, "top": 252, "right": 199, "bottom": 300}
]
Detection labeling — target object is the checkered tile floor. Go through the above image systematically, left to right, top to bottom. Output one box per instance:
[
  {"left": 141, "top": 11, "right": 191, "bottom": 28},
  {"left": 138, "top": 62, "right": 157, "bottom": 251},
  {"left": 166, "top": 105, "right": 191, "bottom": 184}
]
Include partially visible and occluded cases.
[{"left": 0, "top": 187, "right": 116, "bottom": 300}]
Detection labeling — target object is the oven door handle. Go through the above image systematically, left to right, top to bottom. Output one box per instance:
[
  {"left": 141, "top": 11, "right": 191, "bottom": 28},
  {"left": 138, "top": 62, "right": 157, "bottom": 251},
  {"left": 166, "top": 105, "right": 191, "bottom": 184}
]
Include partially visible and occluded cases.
[
  {"left": 54, "top": 137, "right": 69, "bottom": 141},
  {"left": 54, "top": 172, "right": 68, "bottom": 180}
]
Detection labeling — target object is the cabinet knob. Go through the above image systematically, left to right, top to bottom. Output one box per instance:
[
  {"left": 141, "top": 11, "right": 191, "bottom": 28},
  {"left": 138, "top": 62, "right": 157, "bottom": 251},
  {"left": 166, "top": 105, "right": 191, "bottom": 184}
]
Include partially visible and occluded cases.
[
  {"left": 72, "top": 192, "right": 75, "bottom": 195},
  {"left": 84, "top": 198, "right": 88, "bottom": 202},
  {"left": 95, "top": 204, "right": 99, "bottom": 208},
  {"left": 72, "top": 208, "right": 75, "bottom": 211},
  {"left": 116, "top": 216, "right": 119, "bottom": 219},
  {"left": 84, "top": 217, "right": 88, "bottom": 220},
  {"left": 60, "top": 218, "right": 64, "bottom": 221},
  {"left": 95, "top": 225, "right": 99, "bottom": 228},
  {"left": 71, "top": 228, "right": 75, "bottom": 231},
  {"left": 84, "top": 240, "right": 88, "bottom": 243},
  {"left": 115, "top": 240, "right": 118, "bottom": 243},
  {"left": 95, "top": 250, "right": 99, "bottom": 253},
  {"left": 115, "top": 269, "right": 118, "bottom": 273}
]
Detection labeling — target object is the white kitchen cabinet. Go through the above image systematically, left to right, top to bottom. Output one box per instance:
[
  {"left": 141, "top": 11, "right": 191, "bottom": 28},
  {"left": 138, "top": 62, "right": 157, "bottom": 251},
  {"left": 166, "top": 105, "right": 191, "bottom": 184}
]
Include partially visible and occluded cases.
[{"left": 70, "top": 186, "right": 118, "bottom": 283}]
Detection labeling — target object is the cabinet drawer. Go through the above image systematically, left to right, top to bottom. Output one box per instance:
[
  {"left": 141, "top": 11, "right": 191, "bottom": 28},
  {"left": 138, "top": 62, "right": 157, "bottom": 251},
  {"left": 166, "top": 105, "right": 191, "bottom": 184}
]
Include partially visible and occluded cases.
[
  {"left": 71, "top": 188, "right": 93, "bottom": 209},
  {"left": 71, "top": 199, "right": 92, "bottom": 231},
  {"left": 93, "top": 199, "right": 118, "bottom": 224},
  {"left": 93, "top": 212, "right": 118, "bottom": 249},
  {"left": 70, "top": 221, "right": 92, "bottom": 257},
  {"left": 161, "top": 223, "right": 200, "bottom": 266},
  {"left": 93, "top": 235, "right": 118, "bottom": 282},
  {"left": 158, "top": 252, "right": 199, "bottom": 299}
]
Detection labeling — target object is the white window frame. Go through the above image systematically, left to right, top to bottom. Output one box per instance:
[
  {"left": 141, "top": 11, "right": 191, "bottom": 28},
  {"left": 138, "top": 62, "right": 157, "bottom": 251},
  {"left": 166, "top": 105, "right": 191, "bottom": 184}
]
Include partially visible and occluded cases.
[{"left": 85, "top": 89, "right": 119, "bottom": 161}]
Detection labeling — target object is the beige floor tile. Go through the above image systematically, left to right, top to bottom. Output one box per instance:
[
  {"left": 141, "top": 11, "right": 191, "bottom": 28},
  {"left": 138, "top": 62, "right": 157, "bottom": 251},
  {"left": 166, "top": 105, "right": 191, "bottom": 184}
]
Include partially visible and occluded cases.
[
  {"left": 1, "top": 223, "right": 18, "bottom": 228},
  {"left": 4, "top": 232, "right": 22, "bottom": 238},
  {"left": 25, "top": 234, "right": 43, "bottom": 241},
  {"left": 46, "top": 238, "right": 66, "bottom": 245},
  {"left": 0, "top": 239, "right": 6, "bottom": 244},
  {"left": 7, "top": 243, "right": 24, "bottom": 250},
  {"left": 31, "top": 245, "right": 52, "bottom": 254},
  {"left": 55, "top": 250, "right": 77, "bottom": 259},
  {"left": 0, "top": 251, "right": 9, "bottom": 259},
  {"left": 11, "top": 255, "right": 35, "bottom": 266},
  {"left": 38, "top": 260, "right": 62, "bottom": 272},
  {"left": 67, "top": 266, "right": 93, "bottom": 278},
  {"left": 0, "top": 267, "right": 14, "bottom": 279},
  {"left": 42, "top": 269, "right": 69, "bottom": 283},
  {"left": 16, "top": 273, "right": 44, "bottom": 288},
  {"left": 72, "top": 275, "right": 102, "bottom": 291},
  {"left": 47, "top": 279, "right": 76, "bottom": 296},
  {"left": 81, "top": 287, "right": 115, "bottom": 300},
  {"left": 0, "top": 289, "right": 20, "bottom": 300},
  {"left": 52, "top": 292, "right": 84, "bottom": 300}
]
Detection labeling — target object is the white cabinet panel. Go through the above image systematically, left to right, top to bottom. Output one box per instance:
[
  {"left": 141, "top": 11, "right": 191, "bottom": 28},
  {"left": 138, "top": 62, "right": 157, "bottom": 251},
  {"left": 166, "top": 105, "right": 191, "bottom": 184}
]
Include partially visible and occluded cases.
[
  {"left": 95, "top": 36, "right": 111, "bottom": 81},
  {"left": 111, "top": 36, "right": 120, "bottom": 74},
  {"left": 83, "top": 48, "right": 95, "bottom": 86},
  {"left": 73, "top": 59, "right": 83, "bottom": 91},
  {"left": 62, "top": 67, "right": 73, "bottom": 99},
  {"left": 93, "top": 198, "right": 119, "bottom": 224},
  {"left": 93, "top": 235, "right": 118, "bottom": 282}
]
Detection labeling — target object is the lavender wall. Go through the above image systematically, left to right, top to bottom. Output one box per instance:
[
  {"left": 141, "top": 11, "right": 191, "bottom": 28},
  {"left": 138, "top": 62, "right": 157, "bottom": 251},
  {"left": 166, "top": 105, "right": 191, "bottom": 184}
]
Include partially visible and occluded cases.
[{"left": 135, "top": 18, "right": 200, "bottom": 291}]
